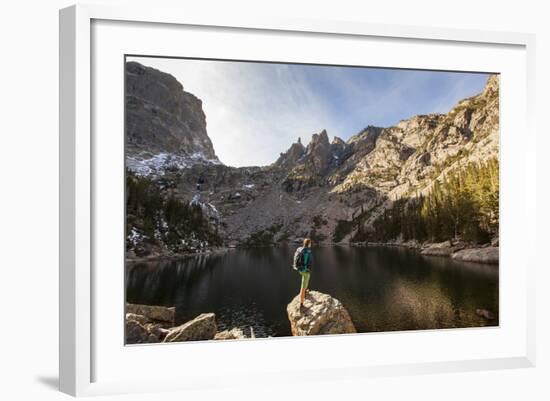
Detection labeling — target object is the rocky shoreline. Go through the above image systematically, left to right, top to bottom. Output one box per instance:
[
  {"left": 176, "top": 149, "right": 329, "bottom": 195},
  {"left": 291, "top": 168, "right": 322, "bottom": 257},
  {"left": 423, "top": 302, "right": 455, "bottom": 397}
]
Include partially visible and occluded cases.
[
  {"left": 126, "top": 239, "right": 499, "bottom": 266},
  {"left": 351, "top": 239, "right": 499, "bottom": 265},
  {"left": 126, "top": 241, "right": 366, "bottom": 264},
  {"left": 126, "top": 246, "right": 231, "bottom": 264},
  {"left": 127, "top": 287, "right": 497, "bottom": 344},
  {"left": 126, "top": 291, "right": 358, "bottom": 344},
  {"left": 126, "top": 303, "right": 252, "bottom": 344}
]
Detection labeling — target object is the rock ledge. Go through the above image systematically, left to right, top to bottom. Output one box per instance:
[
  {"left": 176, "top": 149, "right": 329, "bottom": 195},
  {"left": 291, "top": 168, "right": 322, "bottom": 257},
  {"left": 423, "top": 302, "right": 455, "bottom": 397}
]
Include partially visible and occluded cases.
[{"left": 451, "top": 246, "right": 498, "bottom": 264}]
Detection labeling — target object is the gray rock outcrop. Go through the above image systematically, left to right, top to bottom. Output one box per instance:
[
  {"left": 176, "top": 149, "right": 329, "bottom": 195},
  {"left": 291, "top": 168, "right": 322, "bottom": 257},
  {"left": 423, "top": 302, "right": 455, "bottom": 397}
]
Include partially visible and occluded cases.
[
  {"left": 126, "top": 61, "right": 219, "bottom": 161},
  {"left": 274, "top": 138, "right": 306, "bottom": 169},
  {"left": 421, "top": 241, "right": 465, "bottom": 256},
  {"left": 451, "top": 247, "right": 499, "bottom": 264},
  {"left": 287, "top": 291, "right": 356, "bottom": 336},
  {"left": 126, "top": 303, "right": 175, "bottom": 324},
  {"left": 125, "top": 312, "right": 170, "bottom": 344},
  {"left": 163, "top": 313, "right": 217, "bottom": 342},
  {"left": 126, "top": 319, "right": 161, "bottom": 344},
  {"left": 213, "top": 328, "right": 247, "bottom": 340}
]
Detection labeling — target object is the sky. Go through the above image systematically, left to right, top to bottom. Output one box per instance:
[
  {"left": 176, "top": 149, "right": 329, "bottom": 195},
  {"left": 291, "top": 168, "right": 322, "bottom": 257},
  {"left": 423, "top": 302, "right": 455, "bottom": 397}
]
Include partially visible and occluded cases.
[{"left": 128, "top": 56, "right": 491, "bottom": 167}]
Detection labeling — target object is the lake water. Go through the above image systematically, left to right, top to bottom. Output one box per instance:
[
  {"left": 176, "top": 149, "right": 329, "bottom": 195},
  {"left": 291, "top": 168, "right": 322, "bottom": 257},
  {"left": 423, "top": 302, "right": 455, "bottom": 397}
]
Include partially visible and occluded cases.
[{"left": 126, "top": 245, "right": 499, "bottom": 337}]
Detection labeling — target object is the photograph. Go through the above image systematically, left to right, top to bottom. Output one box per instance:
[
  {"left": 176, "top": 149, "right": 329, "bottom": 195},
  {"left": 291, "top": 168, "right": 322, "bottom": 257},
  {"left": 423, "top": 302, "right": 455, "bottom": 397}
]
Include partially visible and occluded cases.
[
  {"left": 1, "top": 0, "right": 544, "bottom": 398},
  {"left": 124, "top": 56, "right": 499, "bottom": 344}
]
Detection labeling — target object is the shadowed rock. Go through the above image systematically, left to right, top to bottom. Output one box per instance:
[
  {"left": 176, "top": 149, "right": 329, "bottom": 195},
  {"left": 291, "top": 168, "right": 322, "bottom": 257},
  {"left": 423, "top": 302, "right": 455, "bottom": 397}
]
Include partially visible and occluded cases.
[
  {"left": 126, "top": 61, "right": 218, "bottom": 160},
  {"left": 274, "top": 138, "right": 306, "bottom": 169},
  {"left": 287, "top": 291, "right": 356, "bottom": 336},
  {"left": 125, "top": 313, "right": 171, "bottom": 344},
  {"left": 126, "top": 320, "right": 160, "bottom": 344}
]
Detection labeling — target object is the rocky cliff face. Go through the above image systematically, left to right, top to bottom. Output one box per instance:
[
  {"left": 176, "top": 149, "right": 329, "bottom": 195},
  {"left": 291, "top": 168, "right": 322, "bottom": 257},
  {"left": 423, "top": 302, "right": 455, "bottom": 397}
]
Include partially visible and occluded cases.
[
  {"left": 126, "top": 62, "right": 220, "bottom": 176},
  {"left": 125, "top": 63, "right": 499, "bottom": 251},
  {"left": 335, "top": 74, "right": 500, "bottom": 231},
  {"left": 332, "top": 76, "right": 499, "bottom": 199}
]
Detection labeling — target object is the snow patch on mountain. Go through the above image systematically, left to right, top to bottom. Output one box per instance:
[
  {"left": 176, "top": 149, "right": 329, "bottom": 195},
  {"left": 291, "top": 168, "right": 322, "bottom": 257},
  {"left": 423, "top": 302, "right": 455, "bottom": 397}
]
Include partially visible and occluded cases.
[{"left": 126, "top": 152, "right": 222, "bottom": 177}]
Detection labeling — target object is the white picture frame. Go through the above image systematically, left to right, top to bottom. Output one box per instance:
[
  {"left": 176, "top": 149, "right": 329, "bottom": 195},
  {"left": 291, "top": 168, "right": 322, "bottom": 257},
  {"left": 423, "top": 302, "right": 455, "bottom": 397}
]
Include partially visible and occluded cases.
[{"left": 59, "top": 4, "right": 536, "bottom": 397}]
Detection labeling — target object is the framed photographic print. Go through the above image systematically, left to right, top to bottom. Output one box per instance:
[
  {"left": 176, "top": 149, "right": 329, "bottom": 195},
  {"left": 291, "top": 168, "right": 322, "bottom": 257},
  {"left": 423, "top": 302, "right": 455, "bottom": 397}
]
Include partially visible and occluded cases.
[{"left": 59, "top": 4, "right": 536, "bottom": 397}]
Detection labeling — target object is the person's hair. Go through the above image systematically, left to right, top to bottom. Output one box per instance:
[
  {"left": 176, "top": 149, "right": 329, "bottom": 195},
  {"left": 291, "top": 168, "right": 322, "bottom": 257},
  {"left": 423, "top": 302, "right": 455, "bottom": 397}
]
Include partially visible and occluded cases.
[{"left": 303, "top": 238, "right": 312, "bottom": 248}]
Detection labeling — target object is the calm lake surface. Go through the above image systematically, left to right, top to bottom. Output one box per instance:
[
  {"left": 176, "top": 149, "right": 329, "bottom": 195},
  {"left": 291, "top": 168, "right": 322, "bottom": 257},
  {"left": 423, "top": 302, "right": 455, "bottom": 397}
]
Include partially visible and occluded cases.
[{"left": 126, "top": 245, "right": 499, "bottom": 337}]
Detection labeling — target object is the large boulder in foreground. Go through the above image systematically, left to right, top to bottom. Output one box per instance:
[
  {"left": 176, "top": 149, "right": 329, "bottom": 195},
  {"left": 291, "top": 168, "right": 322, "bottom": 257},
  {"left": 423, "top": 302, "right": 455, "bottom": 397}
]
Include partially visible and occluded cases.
[
  {"left": 451, "top": 247, "right": 499, "bottom": 264},
  {"left": 287, "top": 291, "right": 356, "bottom": 336},
  {"left": 163, "top": 313, "right": 217, "bottom": 342}
]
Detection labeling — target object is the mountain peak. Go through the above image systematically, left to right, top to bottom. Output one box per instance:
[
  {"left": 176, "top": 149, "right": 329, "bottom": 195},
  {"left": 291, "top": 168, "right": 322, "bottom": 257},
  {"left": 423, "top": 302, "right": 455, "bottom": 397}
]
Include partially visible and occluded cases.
[
  {"left": 126, "top": 61, "right": 219, "bottom": 163},
  {"left": 483, "top": 74, "right": 499, "bottom": 97},
  {"left": 348, "top": 126, "right": 383, "bottom": 145},
  {"left": 310, "top": 129, "right": 330, "bottom": 146},
  {"left": 274, "top": 137, "right": 306, "bottom": 169}
]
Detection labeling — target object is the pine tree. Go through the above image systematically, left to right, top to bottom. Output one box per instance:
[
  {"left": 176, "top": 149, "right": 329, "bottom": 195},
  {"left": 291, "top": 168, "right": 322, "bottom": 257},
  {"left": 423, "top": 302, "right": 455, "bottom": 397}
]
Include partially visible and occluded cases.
[{"left": 364, "top": 158, "right": 498, "bottom": 244}]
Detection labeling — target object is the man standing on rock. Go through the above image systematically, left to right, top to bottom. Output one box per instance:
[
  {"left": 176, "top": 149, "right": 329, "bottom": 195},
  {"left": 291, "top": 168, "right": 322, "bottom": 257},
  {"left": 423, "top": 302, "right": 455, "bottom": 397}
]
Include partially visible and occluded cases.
[{"left": 293, "top": 238, "right": 313, "bottom": 307}]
